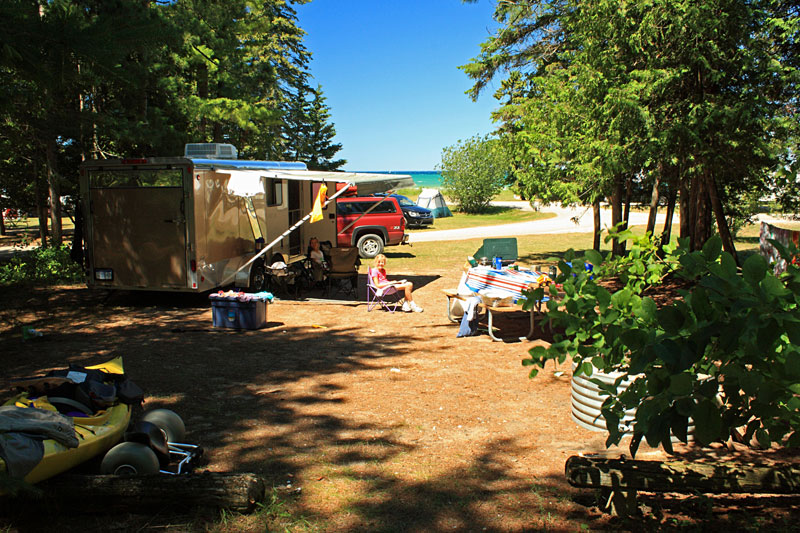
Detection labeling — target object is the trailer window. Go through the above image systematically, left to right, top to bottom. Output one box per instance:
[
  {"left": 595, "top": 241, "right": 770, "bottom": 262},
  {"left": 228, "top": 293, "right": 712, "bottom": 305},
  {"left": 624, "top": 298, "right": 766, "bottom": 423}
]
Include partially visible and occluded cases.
[
  {"left": 89, "top": 169, "right": 183, "bottom": 188},
  {"left": 266, "top": 179, "right": 283, "bottom": 206}
]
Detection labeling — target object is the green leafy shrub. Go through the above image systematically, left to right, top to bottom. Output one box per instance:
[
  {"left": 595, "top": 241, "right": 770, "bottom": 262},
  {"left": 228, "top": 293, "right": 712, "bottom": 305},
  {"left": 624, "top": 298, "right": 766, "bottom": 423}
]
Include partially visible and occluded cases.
[
  {"left": 437, "top": 134, "right": 510, "bottom": 213},
  {"left": 524, "top": 232, "right": 800, "bottom": 456},
  {"left": 0, "top": 245, "right": 83, "bottom": 286}
]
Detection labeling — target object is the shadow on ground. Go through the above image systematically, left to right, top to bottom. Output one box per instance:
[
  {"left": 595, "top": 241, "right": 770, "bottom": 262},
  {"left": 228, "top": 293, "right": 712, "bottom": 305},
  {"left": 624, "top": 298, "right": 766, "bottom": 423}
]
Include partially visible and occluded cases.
[{"left": 2, "top": 286, "right": 799, "bottom": 531}]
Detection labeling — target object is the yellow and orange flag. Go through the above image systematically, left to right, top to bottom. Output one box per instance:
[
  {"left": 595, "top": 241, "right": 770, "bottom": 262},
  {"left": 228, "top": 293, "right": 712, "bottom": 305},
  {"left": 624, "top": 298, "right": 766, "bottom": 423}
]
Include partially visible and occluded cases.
[{"left": 310, "top": 184, "right": 327, "bottom": 223}]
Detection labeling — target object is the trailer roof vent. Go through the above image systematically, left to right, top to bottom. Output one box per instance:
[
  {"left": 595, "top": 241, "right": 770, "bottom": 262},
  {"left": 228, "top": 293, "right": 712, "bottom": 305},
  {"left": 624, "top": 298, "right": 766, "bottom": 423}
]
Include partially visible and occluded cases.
[{"left": 184, "top": 143, "right": 238, "bottom": 160}]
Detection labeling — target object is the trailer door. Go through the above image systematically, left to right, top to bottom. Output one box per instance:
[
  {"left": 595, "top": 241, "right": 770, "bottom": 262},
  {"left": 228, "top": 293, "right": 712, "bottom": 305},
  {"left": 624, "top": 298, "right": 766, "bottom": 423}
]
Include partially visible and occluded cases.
[{"left": 87, "top": 168, "right": 187, "bottom": 289}]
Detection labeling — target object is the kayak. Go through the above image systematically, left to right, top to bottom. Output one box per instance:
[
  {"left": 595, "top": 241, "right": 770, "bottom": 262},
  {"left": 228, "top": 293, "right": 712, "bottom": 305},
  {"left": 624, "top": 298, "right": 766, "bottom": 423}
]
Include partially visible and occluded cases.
[{"left": 0, "top": 357, "right": 133, "bottom": 485}]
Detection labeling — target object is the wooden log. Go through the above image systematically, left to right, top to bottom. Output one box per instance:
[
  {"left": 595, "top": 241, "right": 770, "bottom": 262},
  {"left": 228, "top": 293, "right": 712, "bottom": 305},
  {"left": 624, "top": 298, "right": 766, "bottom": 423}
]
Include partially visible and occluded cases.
[
  {"left": 566, "top": 455, "right": 800, "bottom": 494},
  {"left": 6, "top": 472, "right": 265, "bottom": 514}
]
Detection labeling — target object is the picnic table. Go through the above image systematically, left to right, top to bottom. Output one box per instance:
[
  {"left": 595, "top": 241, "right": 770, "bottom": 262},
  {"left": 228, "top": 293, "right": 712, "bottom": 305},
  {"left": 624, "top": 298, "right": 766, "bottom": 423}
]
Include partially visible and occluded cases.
[{"left": 444, "top": 266, "right": 557, "bottom": 342}]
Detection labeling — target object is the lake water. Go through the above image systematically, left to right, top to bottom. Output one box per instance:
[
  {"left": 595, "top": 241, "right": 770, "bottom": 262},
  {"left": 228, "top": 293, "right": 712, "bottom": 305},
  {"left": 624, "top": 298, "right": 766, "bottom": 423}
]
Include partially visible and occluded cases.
[{"left": 362, "top": 170, "right": 443, "bottom": 189}]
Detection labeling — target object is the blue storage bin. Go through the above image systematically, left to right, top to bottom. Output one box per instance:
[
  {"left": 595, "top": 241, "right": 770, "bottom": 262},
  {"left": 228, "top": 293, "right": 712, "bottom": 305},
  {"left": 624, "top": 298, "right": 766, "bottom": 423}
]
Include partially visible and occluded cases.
[{"left": 211, "top": 299, "right": 267, "bottom": 329}]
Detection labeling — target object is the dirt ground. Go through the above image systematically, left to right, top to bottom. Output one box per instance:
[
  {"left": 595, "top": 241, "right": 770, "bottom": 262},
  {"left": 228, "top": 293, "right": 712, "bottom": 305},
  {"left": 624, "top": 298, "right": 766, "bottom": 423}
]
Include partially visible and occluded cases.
[{"left": 1, "top": 268, "right": 800, "bottom": 532}]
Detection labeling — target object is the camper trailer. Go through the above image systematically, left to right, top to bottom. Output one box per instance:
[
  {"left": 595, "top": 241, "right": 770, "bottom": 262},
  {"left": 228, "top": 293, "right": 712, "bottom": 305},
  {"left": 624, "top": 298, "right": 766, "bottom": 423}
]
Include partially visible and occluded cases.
[{"left": 79, "top": 145, "right": 412, "bottom": 292}]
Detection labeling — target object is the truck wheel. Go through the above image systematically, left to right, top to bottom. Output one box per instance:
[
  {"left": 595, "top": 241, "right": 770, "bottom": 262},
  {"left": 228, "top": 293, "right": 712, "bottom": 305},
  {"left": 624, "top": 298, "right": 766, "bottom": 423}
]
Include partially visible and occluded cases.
[
  {"left": 356, "top": 234, "right": 384, "bottom": 259},
  {"left": 249, "top": 264, "right": 266, "bottom": 291}
]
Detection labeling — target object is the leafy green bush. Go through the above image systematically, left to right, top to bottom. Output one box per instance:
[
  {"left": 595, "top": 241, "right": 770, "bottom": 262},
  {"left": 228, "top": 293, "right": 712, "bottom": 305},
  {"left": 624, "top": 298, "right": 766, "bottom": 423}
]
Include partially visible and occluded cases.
[
  {"left": 437, "top": 134, "right": 510, "bottom": 213},
  {"left": 524, "top": 231, "right": 800, "bottom": 456},
  {"left": 0, "top": 245, "right": 83, "bottom": 286}
]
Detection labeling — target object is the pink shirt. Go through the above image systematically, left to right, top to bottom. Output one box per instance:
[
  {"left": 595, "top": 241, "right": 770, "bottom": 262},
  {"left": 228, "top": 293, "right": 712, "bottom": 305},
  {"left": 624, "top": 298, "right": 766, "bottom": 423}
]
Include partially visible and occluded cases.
[{"left": 371, "top": 267, "right": 389, "bottom": 286}]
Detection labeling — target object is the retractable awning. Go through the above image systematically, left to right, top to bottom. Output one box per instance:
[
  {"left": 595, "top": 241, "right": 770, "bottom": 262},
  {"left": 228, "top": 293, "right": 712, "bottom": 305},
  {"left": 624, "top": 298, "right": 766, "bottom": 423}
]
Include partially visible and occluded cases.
[
  {"left": 222, "top": 169, "right": 413, "bottom": 197},
  {"left": 276, "top": 170, "right": 413, "bottom": 195}
]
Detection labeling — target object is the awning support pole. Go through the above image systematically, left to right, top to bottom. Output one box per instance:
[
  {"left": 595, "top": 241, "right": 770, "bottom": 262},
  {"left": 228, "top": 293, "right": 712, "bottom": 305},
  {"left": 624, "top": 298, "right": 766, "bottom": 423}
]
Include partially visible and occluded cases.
[{"left": 221, "top": 182, "right": 355, "bottom": 288}]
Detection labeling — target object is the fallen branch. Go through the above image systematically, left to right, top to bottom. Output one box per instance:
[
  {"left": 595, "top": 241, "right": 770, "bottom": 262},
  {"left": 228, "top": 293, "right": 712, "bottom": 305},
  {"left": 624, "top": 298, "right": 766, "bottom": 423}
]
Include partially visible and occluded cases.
[{"left": 6, "top": 472, "right": 265, "bottom": 514}]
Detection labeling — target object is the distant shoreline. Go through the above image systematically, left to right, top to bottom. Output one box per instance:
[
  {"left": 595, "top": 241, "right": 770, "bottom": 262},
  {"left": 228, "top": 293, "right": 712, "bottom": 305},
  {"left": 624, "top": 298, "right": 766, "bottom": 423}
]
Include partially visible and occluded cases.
[
  {"left": 351, "top": 170, "right": 440, "bottom": 174},
  {"left": 352, "top": 170, "right": 443, "bottom": 189}
]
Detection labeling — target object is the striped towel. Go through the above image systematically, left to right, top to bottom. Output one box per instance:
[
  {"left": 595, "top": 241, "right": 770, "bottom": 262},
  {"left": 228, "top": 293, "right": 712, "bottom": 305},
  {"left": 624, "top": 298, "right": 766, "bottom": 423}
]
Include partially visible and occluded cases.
[{"left": 464, "top": 267, "right": 550, "bottom": 303}]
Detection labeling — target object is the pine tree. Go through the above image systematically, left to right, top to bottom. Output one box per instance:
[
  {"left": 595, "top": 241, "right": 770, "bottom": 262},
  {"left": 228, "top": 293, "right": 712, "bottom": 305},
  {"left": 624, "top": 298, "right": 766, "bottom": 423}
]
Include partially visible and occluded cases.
[{"left": 301, "top": 86, "right": 345, "bottom": 170}]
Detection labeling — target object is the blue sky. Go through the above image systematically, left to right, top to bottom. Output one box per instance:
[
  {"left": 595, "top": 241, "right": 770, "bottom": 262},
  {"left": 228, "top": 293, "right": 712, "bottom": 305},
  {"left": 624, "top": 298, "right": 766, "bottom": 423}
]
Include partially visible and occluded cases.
[{"left": 296, "top": 0, "right": 500, "bottom": 171}]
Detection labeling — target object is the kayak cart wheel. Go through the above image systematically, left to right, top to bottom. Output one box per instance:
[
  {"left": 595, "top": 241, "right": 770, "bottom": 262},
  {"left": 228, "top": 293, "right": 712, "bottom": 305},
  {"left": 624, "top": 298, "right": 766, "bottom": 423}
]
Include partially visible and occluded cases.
[
  {"left": 141, "top": 408, "right": 186, "bottom": 443},
  {"left": 101, "top": 442, "right": 160, "bottom": 475}
]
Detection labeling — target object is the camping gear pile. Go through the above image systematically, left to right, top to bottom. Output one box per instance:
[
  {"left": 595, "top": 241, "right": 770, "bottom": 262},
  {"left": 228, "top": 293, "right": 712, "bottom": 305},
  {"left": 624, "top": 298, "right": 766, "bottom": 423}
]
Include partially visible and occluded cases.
[
  {"left": 209, "top": 291, "right": 272, "bottom": 329},
  {"left": 0, "top": 357, "right": 202, "bottom": 491}
]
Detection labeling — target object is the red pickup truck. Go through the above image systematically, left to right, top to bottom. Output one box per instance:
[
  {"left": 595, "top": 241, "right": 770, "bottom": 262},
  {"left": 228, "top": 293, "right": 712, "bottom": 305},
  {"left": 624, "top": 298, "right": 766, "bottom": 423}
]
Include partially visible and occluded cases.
[{"left": 336, "top": 196, "right": 409, "bottom": 258}]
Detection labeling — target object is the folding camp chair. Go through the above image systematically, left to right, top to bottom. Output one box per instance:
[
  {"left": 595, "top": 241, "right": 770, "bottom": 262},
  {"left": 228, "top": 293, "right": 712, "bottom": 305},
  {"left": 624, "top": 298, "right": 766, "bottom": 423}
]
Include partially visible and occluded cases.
[
  {"left": 473, "top": 238, "right": 518, "bottom": 266},
  {"left": 298, "top": 240, "right": 333, "bottom": 293},
  {"left": 325, "top": 247, "right": 360, "bottom": 299},
  {"left": 366, "top": 268, "right": 402, "bottom": 312}
]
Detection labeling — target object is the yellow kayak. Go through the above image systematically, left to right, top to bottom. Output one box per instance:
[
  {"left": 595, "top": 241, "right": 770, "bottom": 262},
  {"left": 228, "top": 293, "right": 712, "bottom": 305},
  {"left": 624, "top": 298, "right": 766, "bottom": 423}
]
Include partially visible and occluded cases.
[{"left": 0, "top": 357, "right": 132, "bottom": 485}]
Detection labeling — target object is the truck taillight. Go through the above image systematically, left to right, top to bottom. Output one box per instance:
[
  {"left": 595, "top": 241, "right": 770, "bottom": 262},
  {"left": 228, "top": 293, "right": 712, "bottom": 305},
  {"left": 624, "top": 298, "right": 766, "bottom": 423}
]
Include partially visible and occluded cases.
[{"left": 190, "top": 260, "right": 197, "bottom": 272}]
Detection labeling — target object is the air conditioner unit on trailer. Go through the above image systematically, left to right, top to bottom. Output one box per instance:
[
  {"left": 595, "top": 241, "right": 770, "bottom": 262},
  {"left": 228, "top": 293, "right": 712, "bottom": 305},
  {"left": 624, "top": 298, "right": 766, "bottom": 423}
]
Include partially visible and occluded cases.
[{"left": 184, "top": 143, "right": 238, "bottom": 160}]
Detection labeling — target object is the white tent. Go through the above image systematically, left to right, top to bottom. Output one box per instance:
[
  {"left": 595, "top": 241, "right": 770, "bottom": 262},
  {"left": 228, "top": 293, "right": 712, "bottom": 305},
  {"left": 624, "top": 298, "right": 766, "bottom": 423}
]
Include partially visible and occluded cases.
[{"left": 417, "top": 188, "right": 452, "bottom": 218}]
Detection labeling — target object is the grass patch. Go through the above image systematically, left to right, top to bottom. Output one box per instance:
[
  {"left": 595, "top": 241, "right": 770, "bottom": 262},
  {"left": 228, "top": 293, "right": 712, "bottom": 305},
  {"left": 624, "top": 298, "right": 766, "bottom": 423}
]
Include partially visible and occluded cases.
[
  {"left": 393, "top": 187, "right": 524, "bottom": 205},
  {"left": 395, "top": 187, "right": 423, "bottom": 198},
  {"left": 492, "top": 188, "right": 524, "bottom": 201},
  {"left": 410, "top": 207, "right": 554, "bottom": 232},
  {"left": 0, "top": 216, "right": 75, "bottom": 233},
  {"left": 0, "top": 217, "right": 76, "bottom": 249},
  {"left": 385, "top": 223, "right": 764, "bottom": 273},
  {"left": 384, "top": 232, "right": 604, "bottom": 272},
  {"left": 251, "top": 488, "right": 315, "bottom": 532}
]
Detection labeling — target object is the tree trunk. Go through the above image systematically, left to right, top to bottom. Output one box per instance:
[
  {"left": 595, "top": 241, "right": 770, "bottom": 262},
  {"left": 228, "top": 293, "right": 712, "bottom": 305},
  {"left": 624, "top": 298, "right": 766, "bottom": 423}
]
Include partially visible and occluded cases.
[
  {"left": 198, "top": 63, "right": 209, "bottom": 138},
  {"left": 92, "top": 85, "right": 100, "bottom": 158},
  {"left": 213, "top": 122, "right": 222, "bottom": 143},
  {"left": 46, "top": 137, "right": 62, "bottom": 247},
  {"left": 34, "top": 160, "right": 48, "bottom": 247},
  {"left": 647, "top": 166, "right": 661, "bottom": 235},
  {"left": 705, "top": 170, "right": 738, "bottom": 264},
  {"left": 621, "top": 174, "right": 633, "bottom": 254},
  {"left": 661, "top": 174, "right": 678, "bottom": 248},
  {"left": 679, "top": 174, "right": 691, "bottom": 241},
  {"left": 611, "top": 175, "right": 624, "bottom": 256},
  {"left": 689, "top": 176, "right": 708, "bottom": 251},
  {"left": 697, "top": 180, "right": 713, "bottom": 250},
  {"left": 593, "top": 200, "right": 601, "bottom": 251},
  {"left": 0, "top": 202, "right": 5, "bottom": 236},
  {"left": 70, "top": 203, "right": 84, "bottom": 264},
  {"left": 566, "top": 455, "right": 800, "bottom": 494},
  {"left": 9, "top": 472, "right": 266, "bottom": 514}
]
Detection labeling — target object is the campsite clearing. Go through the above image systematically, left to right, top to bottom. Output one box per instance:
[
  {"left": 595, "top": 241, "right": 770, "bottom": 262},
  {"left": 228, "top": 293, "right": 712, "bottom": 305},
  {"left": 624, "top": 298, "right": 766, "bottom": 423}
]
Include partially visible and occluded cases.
[{"left": 2, "top": 263, "right": 798, "bottom": 531}]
